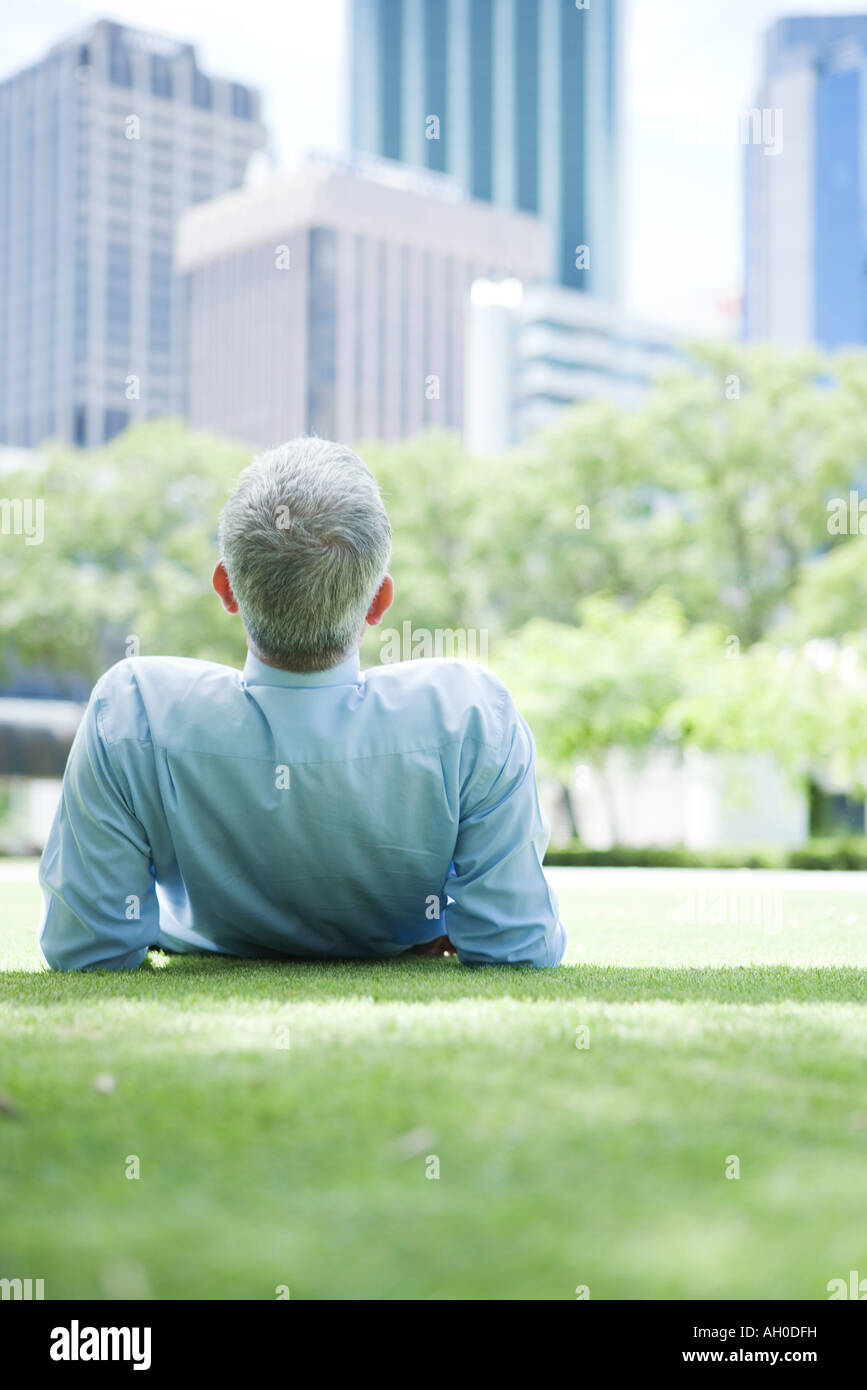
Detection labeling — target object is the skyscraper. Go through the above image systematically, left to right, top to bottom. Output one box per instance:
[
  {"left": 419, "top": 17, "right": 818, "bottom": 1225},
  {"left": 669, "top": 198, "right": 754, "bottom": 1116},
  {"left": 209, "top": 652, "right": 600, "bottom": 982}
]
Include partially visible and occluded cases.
[
  {"left": 348, "top": 0, "right": 620, "bottom": 298},
  {"left": 744, "top": 15, "right": 867, "bottom": 348},
  {"left": 0, "top": 19, "right": 266, "bottom": 448}
]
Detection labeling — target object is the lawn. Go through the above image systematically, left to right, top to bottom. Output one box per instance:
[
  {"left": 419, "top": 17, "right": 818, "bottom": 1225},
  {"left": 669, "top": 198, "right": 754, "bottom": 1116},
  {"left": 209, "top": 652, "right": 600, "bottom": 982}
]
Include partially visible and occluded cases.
[{"left": 1, "top": 860, "right": 866, "bottom": 1300}]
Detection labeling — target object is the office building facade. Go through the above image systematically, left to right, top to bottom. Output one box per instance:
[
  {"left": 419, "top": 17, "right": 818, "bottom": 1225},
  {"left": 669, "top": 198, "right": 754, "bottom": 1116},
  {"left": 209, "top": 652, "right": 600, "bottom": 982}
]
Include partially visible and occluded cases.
[
  {"left": 349, "top": 0, "right": 620, "bottom": 298},
  {"left": 744, "top": 15, "right": 867, "bottom": 347},
  {"left": 0, "top": 19, "right": 265, "bottom": 447},
  {"left": 177, "top": 151, "right": 550, "bottom": 446},
  {"left": 465, "top": 280, "right": 677, "bottom": 454}
]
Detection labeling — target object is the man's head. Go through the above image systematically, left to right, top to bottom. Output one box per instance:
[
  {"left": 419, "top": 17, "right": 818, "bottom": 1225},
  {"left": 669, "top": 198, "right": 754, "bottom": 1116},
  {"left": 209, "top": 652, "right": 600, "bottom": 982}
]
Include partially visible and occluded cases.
[{"left": 214, "top": 438, "right": 393, "bottom": 672}]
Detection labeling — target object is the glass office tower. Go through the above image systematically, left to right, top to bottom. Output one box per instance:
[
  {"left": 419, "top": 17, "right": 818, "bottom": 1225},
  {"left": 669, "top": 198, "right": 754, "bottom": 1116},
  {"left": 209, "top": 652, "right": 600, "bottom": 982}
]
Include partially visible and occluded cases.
[
  {"left": 348, "top": 0, "right": 620, "bottom": 298},
  {"left": 744, "top": 15, "right": 867, "bottom": 347}
]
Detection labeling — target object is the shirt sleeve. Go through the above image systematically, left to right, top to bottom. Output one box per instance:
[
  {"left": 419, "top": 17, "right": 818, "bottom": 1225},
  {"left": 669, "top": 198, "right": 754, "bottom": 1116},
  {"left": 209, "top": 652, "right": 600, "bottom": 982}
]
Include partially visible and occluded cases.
[
  {"left": 38, "top": 687, "right": 159, "bottom": 971},
  {"left": 445, "top": 690, "right": 567, "bottom": 968}
]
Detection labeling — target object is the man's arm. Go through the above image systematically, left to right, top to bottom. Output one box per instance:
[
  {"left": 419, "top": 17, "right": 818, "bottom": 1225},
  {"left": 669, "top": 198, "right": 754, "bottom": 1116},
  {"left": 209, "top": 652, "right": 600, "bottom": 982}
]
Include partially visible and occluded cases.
[
  {"left": 39, "top": 686, "right": 159, "bottom": 971},
  {"left": 444, "top": 692, "right": 567, "bottom": 968}
]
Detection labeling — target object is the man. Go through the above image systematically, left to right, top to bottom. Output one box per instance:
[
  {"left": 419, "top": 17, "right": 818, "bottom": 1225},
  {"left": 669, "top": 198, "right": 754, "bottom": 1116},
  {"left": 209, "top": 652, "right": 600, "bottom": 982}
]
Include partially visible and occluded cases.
[{"left": 39, "top": 439, "right": 566, "bottom": 971}]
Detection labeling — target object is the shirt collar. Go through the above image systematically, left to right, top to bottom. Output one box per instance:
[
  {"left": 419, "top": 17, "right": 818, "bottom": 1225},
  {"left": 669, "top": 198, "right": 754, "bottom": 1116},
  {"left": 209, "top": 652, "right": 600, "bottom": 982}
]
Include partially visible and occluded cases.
[{"left": 241, "top": 648, "right": 363, "bottom": 690}]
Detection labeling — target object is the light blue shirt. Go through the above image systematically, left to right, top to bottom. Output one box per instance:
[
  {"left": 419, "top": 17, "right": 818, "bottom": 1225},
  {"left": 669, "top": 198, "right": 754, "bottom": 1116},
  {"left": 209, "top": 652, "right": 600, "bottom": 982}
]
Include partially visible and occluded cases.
[{"left": 38, "top": 650, "right": 566, "bottom": 971}]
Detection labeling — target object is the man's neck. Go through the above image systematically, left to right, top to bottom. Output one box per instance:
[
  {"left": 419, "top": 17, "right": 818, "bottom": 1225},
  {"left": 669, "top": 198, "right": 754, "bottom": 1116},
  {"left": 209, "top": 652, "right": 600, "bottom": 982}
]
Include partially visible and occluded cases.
[{"left": 246, "top": 640, "right": 358, "bottom": 676}]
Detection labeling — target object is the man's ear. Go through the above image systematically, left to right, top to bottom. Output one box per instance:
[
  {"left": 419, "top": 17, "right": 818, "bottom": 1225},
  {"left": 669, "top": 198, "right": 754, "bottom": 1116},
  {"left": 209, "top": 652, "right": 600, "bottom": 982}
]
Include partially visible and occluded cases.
[
  {"left": 213, "top": 560, "right": 239, "bottom": 614},
  {"left": 365, "top": 574, "right": 394, "bottom": 627}
]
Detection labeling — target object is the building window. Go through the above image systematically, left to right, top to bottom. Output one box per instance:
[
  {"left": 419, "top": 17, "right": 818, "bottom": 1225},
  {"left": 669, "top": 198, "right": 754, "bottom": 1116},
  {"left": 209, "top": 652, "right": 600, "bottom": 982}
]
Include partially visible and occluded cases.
[
  {"left": 380, "top": 0, "right": 403, "bottom": 160},
  {"left": 423, "top": 0, "right": 448, "bottom": 173},
  {"left": 469, "top": 0, "right": 494, "bottom": 200},
  {"left": 515, "top": 0, "right": 540, "bottom": 212},
  {"left": 560, "top": 0, "right": 586, "bottom": 289},
  {"left": 108, "top": 35, "right": 133, "bottom": 89},
  {"left": 151, "top": 55, "right": 173, "bottom": 100},
  {"left": 192, "top": 71, "right": 212, "bottom": 110},
  {"left": 231, "top": 84, "right": 252, "bottom": 120},
  {"left": 307, "top": 228, "right": 337, "bottom": 438},
  {"left": 354, "top": 234, "right": 365, "bottom": 440},
  {"left": 377, "top": 240, "right": 388, "bottom": 437},
  {"left": 106, "top": 241, "right": 131, "bottom": 346},
  {"left": 402, "top": 246, "right": 411, "bottom": 434},
  {"left": 149, "top": 249, "right": 173, "bottom": 353},
  {"left": 421, "top": 249, "right": 434, "bottom": 426},
  {"left": 444, "top": 256, "right": 455, "bottom": 426},
  {"left": 74, "top": 263, "right": 88, "bottom": 356},
  {"left": 73, "top": 406, "right": 87, "bottom": 446},
  {"left": 104, "top": 409, "right": 129, "bottom": 442}
]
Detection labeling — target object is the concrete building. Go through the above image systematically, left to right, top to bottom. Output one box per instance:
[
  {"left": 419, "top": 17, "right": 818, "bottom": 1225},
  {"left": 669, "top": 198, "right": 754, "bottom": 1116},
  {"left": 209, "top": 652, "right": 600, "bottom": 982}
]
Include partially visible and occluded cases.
[
  {"left": 348, "top": 0, "right": 621, "bottom": 298},
  {"left": 744, "top": 15, "right": 867, "bottom": 347},
  {"left": 0, "top": 19, "right": 266, "bottom": 448},
  {"left": 176, "top": 150, "right": 550, "bottom": 446},
  {"left": 465, "top": 280, "right": 678, "bottom": 453}
]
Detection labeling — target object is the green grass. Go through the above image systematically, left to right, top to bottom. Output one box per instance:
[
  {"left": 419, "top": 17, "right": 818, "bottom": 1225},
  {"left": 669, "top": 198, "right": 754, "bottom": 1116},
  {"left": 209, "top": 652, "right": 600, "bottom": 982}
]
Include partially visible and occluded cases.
[{"left": 1, "top": 861, "right": 866, "bottom": 1300}]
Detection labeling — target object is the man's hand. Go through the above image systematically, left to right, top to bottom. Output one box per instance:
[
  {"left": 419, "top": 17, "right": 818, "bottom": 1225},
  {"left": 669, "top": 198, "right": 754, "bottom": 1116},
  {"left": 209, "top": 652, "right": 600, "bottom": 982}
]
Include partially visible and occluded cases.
[{"left": 410, "top": 935, "right": 455, "bottom": 957}]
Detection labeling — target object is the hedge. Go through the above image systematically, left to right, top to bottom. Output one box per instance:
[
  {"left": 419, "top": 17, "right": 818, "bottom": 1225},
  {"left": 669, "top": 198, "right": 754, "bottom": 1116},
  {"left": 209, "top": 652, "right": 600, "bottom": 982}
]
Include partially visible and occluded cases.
[{"left": 543, "top": 838, "right": 867, "bottom": 871}]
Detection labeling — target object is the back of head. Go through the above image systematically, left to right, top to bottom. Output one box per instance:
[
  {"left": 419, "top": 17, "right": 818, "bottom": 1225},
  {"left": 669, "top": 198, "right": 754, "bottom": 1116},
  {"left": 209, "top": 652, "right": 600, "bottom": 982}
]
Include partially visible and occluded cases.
[{"left": 219, "top": 438, "right": 392, "bottom": 672}]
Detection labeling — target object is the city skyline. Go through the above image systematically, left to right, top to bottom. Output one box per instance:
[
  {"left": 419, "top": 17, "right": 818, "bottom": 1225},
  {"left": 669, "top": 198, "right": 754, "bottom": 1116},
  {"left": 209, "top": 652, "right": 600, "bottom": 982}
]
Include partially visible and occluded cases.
[{"left": 8, "top": 1, "right": 867, "bottom": 337}]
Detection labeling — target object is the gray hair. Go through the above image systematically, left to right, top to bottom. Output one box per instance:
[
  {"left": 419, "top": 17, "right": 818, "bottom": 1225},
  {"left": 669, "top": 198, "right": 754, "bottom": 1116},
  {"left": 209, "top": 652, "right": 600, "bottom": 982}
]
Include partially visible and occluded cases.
[{"left": 218, "top": 438, "right": 392, "bottom": 672}]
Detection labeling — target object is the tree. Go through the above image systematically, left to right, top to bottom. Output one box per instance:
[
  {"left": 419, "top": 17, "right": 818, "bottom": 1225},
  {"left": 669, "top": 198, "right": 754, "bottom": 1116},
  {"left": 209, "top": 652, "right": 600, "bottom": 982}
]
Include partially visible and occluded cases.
[
  {"left": 526, "top": 343, "right": 867, "bottom": 644},
  {"left": 0, "top": 420, "right": 250, "bottom": 689},
  {"left": 356, "top": 431, "right": 495, "bottom": 664},
  {"left": 781, "top": 537, "right": 867, "bottom": 643},
  {"left": 494, "top": 593, "right": 720, "bottom": 840},
  {"left": 673, "top": 636, "right": 867, "bottom": 796}
]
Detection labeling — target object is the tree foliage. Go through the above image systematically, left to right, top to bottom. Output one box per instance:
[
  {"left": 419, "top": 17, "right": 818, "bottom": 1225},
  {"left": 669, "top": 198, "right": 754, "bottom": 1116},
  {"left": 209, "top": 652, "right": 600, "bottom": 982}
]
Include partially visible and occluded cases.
[
  {"left": 4, "top": 344, "right": 867, "bottom": 801},
  {"left": 0, "top": 421, "right": 250, "bottom": 688}
]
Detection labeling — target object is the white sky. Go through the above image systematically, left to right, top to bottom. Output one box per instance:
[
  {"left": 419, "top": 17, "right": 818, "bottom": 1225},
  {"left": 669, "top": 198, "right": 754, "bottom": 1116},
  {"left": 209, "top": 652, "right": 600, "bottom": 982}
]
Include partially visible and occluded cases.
[{"left": 4, "top": 0, "right": 867, "bottom": 335}]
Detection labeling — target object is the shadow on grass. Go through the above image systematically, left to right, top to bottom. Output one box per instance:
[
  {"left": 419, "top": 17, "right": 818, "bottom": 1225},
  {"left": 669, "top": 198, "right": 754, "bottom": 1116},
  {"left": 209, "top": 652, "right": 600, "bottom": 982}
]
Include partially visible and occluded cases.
[{"left": 3, "top": 954, "right": 867, "bottom": 1005}]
